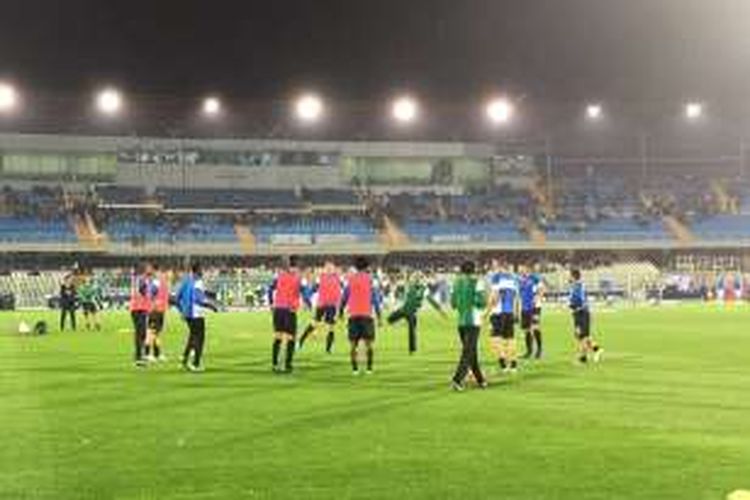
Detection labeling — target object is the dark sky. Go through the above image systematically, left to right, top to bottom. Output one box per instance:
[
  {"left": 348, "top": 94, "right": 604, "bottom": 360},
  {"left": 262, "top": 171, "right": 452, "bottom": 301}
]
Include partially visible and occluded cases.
[{"left": 2, "top": 0, "right": 750, "bottom": 105}]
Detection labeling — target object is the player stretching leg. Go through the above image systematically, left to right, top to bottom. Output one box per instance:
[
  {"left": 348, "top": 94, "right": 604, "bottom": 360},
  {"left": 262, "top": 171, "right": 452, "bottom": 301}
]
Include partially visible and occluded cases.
[
  {"left": 268, "top": 256, "right": 309, "bottom": 374},
  {"left": 340, "top": 256, "right": 381, "bottom": 375},
  {"left": 298, "top": 260, "right": 342, "bottom": 354},
  {"left": 488, "top": 261, "right": 520, "bottom": 374},
  {"left": 175, "top": 263, "right": 218, "bottom": 372},
  {"left": 145, "top": 264, "right": 170, "bottom": 362},
  {"left": 519, "top": 264, "right": 544, "bottom": 359},
  {"left": 569, "top": 269, "right": 603, "bottom": 364},
  {"left": 387, "top": 271, "right": 443, "bottom": 355}
]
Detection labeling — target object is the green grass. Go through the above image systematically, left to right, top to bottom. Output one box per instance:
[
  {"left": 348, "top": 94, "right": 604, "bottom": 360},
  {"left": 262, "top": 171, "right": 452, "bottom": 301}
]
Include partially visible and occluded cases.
[{"left": 1, "top": 305, "right": 750, "bottom": 499}]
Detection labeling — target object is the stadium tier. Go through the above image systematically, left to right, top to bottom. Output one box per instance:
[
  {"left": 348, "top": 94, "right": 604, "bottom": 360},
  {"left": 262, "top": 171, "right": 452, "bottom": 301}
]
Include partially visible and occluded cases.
[
  {"left": 1, "top": 134, "right": 750, "bottom": 255},
  {"left": 0, "top": 215, "right": 76, "bottom": 243}
]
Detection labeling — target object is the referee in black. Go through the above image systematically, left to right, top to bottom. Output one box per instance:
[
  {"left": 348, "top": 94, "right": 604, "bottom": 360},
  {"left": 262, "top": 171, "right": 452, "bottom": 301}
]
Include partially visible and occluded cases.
[{"left": 59, "top": 274, "right": 77, "bottom": 332}]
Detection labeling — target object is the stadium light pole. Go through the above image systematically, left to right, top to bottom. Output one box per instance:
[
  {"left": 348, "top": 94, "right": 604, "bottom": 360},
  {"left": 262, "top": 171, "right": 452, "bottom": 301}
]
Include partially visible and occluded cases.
[
  {"left": 0, "top": 82, "right": 19, "bottom": 114},
  {"left": 95, "top": 87, "right": 124, "bottom": 116},
  {"left": 294, "top": 93, "right": 325, "bottom": 124},
  {"left": 391, "top": 96, "right": 419, "bottom": 124}
]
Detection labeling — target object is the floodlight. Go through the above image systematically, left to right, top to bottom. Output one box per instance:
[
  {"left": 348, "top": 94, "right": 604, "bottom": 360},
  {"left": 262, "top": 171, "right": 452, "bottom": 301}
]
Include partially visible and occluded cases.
[
  {"left": 0, "top": 82, "right": 19, "bottom": 113},
  {"left": 96, "top": 88, "right": 123, "bottom": 115},
  {"left": 295, "top": 93, "right": 324, "bottom": 123},
  {"left": 203, "top": 96, "right": 222, "bottom": 116},
  {"left": 392, "top": 96, "right": 419, "bottom": 123},
  {"left": 486, "top": 97, "right": 514, "bottom": 125},
  {"left": 685, "top": 102, "right": 703, "bottom": 120},
  {"left": 586, "top": 103, "right": 603, "bottom": 120}
]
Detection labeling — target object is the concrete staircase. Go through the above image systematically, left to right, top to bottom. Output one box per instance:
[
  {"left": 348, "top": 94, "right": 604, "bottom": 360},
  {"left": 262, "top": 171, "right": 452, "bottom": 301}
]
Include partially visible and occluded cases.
[
  {"left": 529, "top": 178, "right": 556, "bottom": 219},
  {"left": 710, "top": 180, "right": 732, "bottom": 212},
  {"left": 73, "top": 212, "right": 107, "bottom": 249},
  {"left": 663, "top": 215, "right": 695, "bottom": 244},
  {"left": 379, "top": 216, "right": 411, "bottom": 248},
  {"left": 519, "top": 217, "right": 546, "bottom": 245},
  {"left": 235, "top": 224, "right": 256, "bottom": 253}
]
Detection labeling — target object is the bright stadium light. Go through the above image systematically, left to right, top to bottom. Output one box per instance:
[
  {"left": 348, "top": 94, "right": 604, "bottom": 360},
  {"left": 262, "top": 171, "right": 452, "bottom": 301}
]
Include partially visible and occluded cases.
[
  {"left": 0, "top": 82, "right": 19, "bottom": 113},
  {"left": 96, "top": 88, "right": 123, "bottom": 115},
  {"left": 295, "top": 93, "right": 324, "bottom": 123},
  {"left": 202, "top": 96, "right": 222, "bottom": 116},
  {"left": 391, "top": 96, "right": 419, "bottom": 124},
  {"left": 485, "top": 97, "right": 514, "bottom": 125},
  {"left": 685, "top": 102, "right": 704, "bottom": 120},
  {"left": 586, "top": 103, "right": 603, "bottom": 120}
]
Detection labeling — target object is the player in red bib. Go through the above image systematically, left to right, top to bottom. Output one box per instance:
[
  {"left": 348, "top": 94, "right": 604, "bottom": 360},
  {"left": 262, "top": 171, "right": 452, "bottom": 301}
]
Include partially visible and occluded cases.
[
  {"left": 268, "top": 256, "right": 310, "bottom": 373},
  {"left": 339, "top": 256, "right": 382, "bottom": 375},
  {"left": 298, "top": 260, "right": 343, "bottom": 354},
  {"left": 129, "top": 261, "right": 153, "bottom": 367},
  {"left": 145, "top": 263, "right": 170, "bottom": 362}
]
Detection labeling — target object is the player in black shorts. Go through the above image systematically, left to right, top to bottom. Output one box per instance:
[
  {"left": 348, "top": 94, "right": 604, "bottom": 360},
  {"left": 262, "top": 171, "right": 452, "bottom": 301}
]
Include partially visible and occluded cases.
[
  {"left": 268, "top": 256, "right": 310, "bottom": 373},
  {"left": 340, "top": 256, "right": 382, "bottom": 375},
  {"left": 298, "top": 261, "right": 342, "bottom": 354},
  {"left": 487, "top": 263, "right": 520, "bottom": 374},
  {"left": 569, "top": 269, "right": 603, "bottom": 363}
]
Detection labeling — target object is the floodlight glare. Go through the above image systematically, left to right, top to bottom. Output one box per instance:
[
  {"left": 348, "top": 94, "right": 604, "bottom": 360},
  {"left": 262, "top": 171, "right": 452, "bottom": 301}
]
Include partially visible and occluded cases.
[
  {"left": 0, "top": 82, "right": 18, "bottom": 113},
  {"left": 96, "top": 88, "right": 123, "bottom": 115},
  {"left": 295, "top": 94, "right": 324, "bottom": 123},
  {"left": 203, "top": 96, "right": 222, "bottom": 116},
  {"left": 392, "top": 96, "right": 419, "bottom": 123},
  {"left": 486, "top": 98, "right": 514, "bottom": 125},
  {"left": 685, "top": 102, "right": 703, "bottom": 120},
  {"left": 586, "top": 103, "right": 603, "bottom": 120}
]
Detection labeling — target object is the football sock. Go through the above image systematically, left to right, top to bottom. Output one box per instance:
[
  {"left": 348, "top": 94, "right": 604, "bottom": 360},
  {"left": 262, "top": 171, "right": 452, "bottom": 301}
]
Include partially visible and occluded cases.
[
  {"left": 299, "top": 325, "right": 314, "bottom": 347},
  {"left": 533, "top": 329, "right": 542, "bottom": 355},
  {"left": 325, "top": 331, "right": 334, "bottom": 353},
  {"left": 524, "top": 332, "right": 533, "bottom": 356},
  {"left": 272, "top": 339, "right": 282, "bottom": 366},
  {"left": 285, "top": 340, "right": 295, "bottom": 370},
  {"left": 154, "top": 344, "right": 161, "bottom": 358},
  {"left": 144, "top": 345, "right": 151, "bottom": 356},
  {"left": 366, "top": 347, "right": 374, "bottom": 371},
  {"left": 351, "top": 349, "right": 359, "bottom": 371},
  {"left": 579, "top": 354, "right": 588, "bottom": 363},
  {"left": 499, "top": 357, "right": 507, "bottom": 370},
  {"left": 510, "top": 359, "right": 518, "bottom": 369}
]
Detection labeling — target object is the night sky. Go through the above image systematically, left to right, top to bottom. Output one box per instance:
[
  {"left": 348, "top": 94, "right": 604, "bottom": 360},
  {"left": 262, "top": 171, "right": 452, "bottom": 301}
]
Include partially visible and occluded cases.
[
  {"left": 1, "top": 0, "right": 750, "bottom": 140},
  {"left": 2, "top": 0, "right": 749, "bottom": 101}
]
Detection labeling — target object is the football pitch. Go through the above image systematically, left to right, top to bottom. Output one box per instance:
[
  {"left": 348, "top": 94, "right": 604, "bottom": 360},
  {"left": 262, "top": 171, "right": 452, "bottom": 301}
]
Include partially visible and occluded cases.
[{"left": 1, "top": 305, "right": 749, "bottom": 500}]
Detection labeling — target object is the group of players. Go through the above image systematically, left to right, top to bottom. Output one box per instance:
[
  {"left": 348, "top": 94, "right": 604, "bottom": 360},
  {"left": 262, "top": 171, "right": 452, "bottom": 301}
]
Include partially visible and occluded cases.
[
  {"left": 120, "top": 255, "right": 604, "bottom": 388},
  {"left": 261, "top": 255, "right": 603, "bottom": 390}
]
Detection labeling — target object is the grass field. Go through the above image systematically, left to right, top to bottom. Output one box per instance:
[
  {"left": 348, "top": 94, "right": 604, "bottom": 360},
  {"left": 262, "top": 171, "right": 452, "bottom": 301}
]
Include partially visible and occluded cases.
[{"left": 1, "top": 305, "right": 749, "bottom": 499}]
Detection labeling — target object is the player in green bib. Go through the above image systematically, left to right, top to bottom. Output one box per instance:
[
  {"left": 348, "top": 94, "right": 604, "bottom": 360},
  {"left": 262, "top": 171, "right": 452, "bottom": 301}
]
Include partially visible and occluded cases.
[
  {"left": 450, "top": 260, "right": 488, "bottom": 391},
  {"left": 77, "top": 274, "right": 104, "bottom": 331}
]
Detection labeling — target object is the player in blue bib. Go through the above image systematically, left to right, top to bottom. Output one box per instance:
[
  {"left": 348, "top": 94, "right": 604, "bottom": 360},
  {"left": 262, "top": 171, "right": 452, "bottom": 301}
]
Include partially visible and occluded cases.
[
  {"left": 487, "top": 260, "right": 520, "bottom": 374},
  {"left": 519, "top": 264, "right": 545, "bottom": 359},
  {"left": 569, "top": 269, "right": 603, "bottom": 364}
]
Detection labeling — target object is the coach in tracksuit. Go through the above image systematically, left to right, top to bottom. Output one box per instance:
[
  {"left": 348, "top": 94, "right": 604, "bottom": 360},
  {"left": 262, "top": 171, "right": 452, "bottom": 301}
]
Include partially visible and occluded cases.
[{"left": 176, "top": 263, "right": 217, "bottom": 372}]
